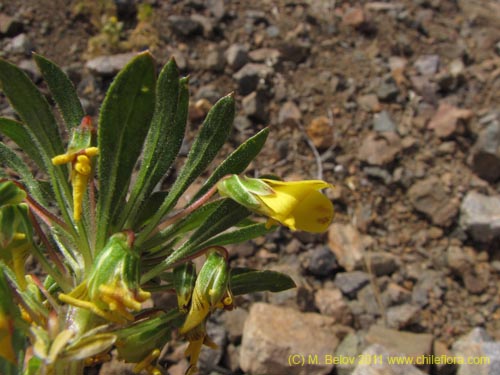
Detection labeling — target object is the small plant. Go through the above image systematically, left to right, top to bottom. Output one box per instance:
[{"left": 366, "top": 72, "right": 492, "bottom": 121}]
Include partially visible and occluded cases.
[{"left": 0, "top": 52, "right": 333, "bottom": 375}]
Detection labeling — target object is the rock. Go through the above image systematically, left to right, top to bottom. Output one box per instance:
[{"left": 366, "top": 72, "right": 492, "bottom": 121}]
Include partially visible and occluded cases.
[
  {"left": 342, "top": 7, "right": 365, "bottom": 27},
  {"left": 0, "top": 13, "right": 23, "bottom": 36},
  {"left": 190, "top": 14, "right": 214, "bottom": 37},
  {"left": 168, "top": 15, "right": 203, "bottom": 37},
  {"left": 5, "top": 33, "right": 33, "bottom": 55},
  {"left": 278, "top": 40, "right": 311, "bottom": 64},
  {"left": 225, "top": 44, "right": 249, "bottom": 71},
  {"left": 204, "top": 47, "right": 224, "bottom": 72},
  {"left": 248, "top": 48, "right": 282, "bottom": 65},
  {"left": 86, "top": 52, "right": 136, "bottom": 77},
  {"left": 414, "top": 54, "right": 440, "bottom": 75},
  {"left": 18, "top": 59, "right": 40, "bottom": 81},
  {"left": 233, "top": 63, "right": 273, "bottom": 95},
  {"left": 410, "top": 75, "right": 439, "bottom": 104},
  {"left": 376, "top": 81, "right": 399, "bottom": 102},
  {"left": 241, "top": 91, "right": 268, "bottom": 123},
  {"left": 357, "top": 94, "right": 381, "bottom": 112},
  {"left": 188, "top": 98, "right": 212, "bottom": 122},
  {"left": 278, "top": 101, "right": 302, "bottom": 127},
  {"left": 427, "top": 102, "right": 473, "bottom": 138},
  {"left": 373, "top": 111, "right": 396, "bottom": 132},
  {"left": 306, "top": 116, "right": 333, "bottom": 149},
  {"left": 470, "top": 119, "right": 500, "bottom": 182},
  {"left": 358, "top": 132, "right": 402, "bottom": 165},
  {"left": 407, "top": 176, "right": 459, "bottom": 227},
  {"left": 459, "top": 191, "right": 500, "bottom": 243},
  {"left": 328, "top": 223, "right": 365, "bottom": 271},
  {"left": 446, "top": 245, "right": 475, "bottom": 275},
  {"left": 306, "top": 246, "right": 339, "bottom": 277},
  {"left": 365, "top": 252, "right": 398, "bottom": 276},
  {"left": 463, "top": 266, "right": 489, "bottom": 295},
  {"left": 411, "top": 270, "right": 445, "bottom": 307},
  {"left": 334, "top": 271, "right": 370, "bottom": 296},
  {"left": 383, "top": 283, "right": 412, "bottom": 306},
  {"left": 357, "top": 284, "right": 380, "bottom": 314},
  {"left": 314, "top": 288, "right": 353, "bottom": 325},
  {"left": 240, "top": 303, "right": 340, "bottom": 375},
  {"left": 386, "top": 303, "right": 421, "bottom": 329},
  {"left": 223, "top": 308, "right": 248, "bottom": 343},
  {"left": 198, "top": 318, "right": 227, "bottom": 373},
  {"left": 365, "top": 326, "right": 434, "bottom": 364},
  {"left": 452, "top": 328, "right": 500, "bottom": 375},
  {"left": 335, "top": 333, "right": 363, "bottom": 375},
  {"left": 224, "top": 343, "right": 241, "bottom": 373},
  {"left": 351, "top": 344, "right": 427, "bottom": 375},
  {"left": 99, "top": 357, "right": 144, "bottom": 374}
]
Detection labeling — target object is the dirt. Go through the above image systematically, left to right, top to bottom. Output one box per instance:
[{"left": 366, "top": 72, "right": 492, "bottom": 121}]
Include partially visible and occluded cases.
[{"left": 1, "top": 0, "right": 500, "bottom": 374}]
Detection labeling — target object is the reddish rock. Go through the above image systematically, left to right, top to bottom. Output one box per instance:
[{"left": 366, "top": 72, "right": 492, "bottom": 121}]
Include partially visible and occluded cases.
[
  {"left": 428, "top": 102, "right": 473, "bottom": 138},
  {"left": 306, "top": 116, "right": 333, "bottom": 149},
  {"left": 358, "top": 132, "right": 402, "bottom": 165},
  {"left": 328, "top": 223, "right": 365, "bottom": 271}
]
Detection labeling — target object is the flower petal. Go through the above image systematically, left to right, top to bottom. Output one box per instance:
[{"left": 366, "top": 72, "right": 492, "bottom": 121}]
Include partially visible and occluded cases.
[{"left": 291, "top": 190, "right": 334, "bottom": 233}]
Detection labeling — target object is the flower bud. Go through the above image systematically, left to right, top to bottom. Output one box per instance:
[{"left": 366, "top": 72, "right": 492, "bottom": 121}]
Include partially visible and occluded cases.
[{"left": 173, "top": 262, "right": 196, "bottom": 313}]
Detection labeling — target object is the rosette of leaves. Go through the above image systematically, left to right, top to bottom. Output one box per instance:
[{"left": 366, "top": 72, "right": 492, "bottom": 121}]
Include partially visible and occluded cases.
[{"left": 0, "top": 52, "right": 294, "bottom": 374}]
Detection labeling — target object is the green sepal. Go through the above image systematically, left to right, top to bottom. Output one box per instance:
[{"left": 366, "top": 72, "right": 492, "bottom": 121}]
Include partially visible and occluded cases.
[
  {"left": 96, "top": 52, "right": 156, "bottom": 247},
  {"left": 33, "top": 53, "right": 84, "bottom": 130},
  {"left": 67, "top": 117, "right": 93, "bottom": 154},
  {"left": 217, "top": 175, "right": 262, "bottom": 209},
  {"left": 196, "top": 249, "right": 229, "bottom": 307},
  {"left": 173, "top": 262, "right": 196, "bottom": 313},
  {"left": 230, "top": 268, "right": 296, "bottom": 295},
  {"left": 61, "top": 331, "right": 116, "bottom": 361}
]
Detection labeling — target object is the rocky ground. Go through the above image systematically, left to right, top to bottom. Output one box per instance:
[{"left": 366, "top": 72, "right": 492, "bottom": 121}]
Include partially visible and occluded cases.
[{"left": 1, "top": 0, "right": 500, "bottom": 374}]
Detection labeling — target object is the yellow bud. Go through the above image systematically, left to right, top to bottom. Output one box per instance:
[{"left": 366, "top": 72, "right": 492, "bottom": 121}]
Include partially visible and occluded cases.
[
  {"left": 85, "top": 147, "right": 99, "bottom": 157},
  {"left": 51, "top": 153, "right": 74, "bottom": 165}
]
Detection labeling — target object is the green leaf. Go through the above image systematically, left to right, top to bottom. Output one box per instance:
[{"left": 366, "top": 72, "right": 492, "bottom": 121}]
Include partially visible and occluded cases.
[
  {"left": 96, "top": 52, "right": 156, "bottom": 247},
  {"left": 33, "top": 53, "right": 84, "bottom": 130},
  {"left": 0, "top": 58, "right": 64, "bottom": 159},
  {"left": 139, "top": 93, "right": 235, "bottom": 242},
  {"left": 0, "top": 117, "right": 45, "bottom": 169},
  {"left": 192, "top": 127, "right": 269, "bottom": 202},
  {"left": 0, "top": 142, "right": 46, "bottom": 204},
  {"left": 131, "top": 191, "right": 168, "bottom": 229},
  {"left": 141, "top": 199, "right": 249, "bottom": 282},
  {"left": 200, "top": 223, "right": 275, "bottom": 248},
  {"left": 230, "top": 268, "right": 296, "bottom": 295}
]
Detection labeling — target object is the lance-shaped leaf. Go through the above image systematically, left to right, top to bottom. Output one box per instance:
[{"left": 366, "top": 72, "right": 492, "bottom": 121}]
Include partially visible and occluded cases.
[
  {"left": 96, "top": 52, "right": 155, "bottom": 247},
  {"left": 33, "top": 54, "right": 84, "bottom": 130},
  {"left": 0, "top": 58, "right": 63, "bottom": 159},
  {"left": 123, "top": 61, "right": 187, "bottom": 228},
  {"left": 139, "top": 93, "right": 235, "bottom": 241},
  {"left": 0, "top": 118, "right": 45, "bottom": 170},
  {"left": 191, "top": 127, "right": 269, "bottom": 202},
  {"left": 141, "top": 199, "right": 249, "bottom": 282},
  {"left": 198, "top": 222, "right": 275, "bottom": 248},
  {"left": 230, "top": 268, "right": 296, "bottom": 295}
]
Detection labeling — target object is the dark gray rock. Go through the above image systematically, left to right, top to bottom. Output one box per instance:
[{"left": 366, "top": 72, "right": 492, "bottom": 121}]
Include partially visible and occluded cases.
[
  {"left": 168, "top": 15, "right": 203, "bottom": 37},
  {"left": 225, "top": 44, "right": 249, "bottom": 71},
  {"left": 233, "top": 63, "right": 273, "bottom": 95},
  {"left": 376, "top": 81, "right": 399, "bottom": 102},
  {"left": 241, "top": 91, "right": 268, "bottom": 123},
  {"left": 373, "top": 110, "right": 397, "bottom": 132},
  {"left": 470, "top": 118, "right": 500, "bottom": 182},
  {"left": 459, "top": 191, "right": 500, "bottom": 243},
  {"left": 306, "top": 246, "right": 339, "bottom": 277},
  {"left": 365, "top": 252, "right": 398, "bottom": 276},
  {"left": 411, "top": 270, "right": 444, "bottom": 307},
  {"left": 334, "top": 271, "right": 370, "bottom": 296},
  {"left": 386, "top": 303, "right": 421, "bottom": 329}
]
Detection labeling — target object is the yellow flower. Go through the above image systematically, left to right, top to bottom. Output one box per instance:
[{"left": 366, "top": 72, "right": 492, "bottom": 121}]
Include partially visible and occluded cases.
[
  {"left": 52, "top": 147, "right": 99, "bottom": 221},
  {"left": 218, "top": 175, "right": 334, "bottom": 233},
  {"left": 183, "top": 321, "right": 217, "bottom": 375}
]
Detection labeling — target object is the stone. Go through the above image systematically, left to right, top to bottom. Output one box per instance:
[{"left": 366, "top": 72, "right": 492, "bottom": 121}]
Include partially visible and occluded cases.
[
  {"left": 342, "top": 7, "right": 365, "bottom": 27},
  {"left": 0, "top": 13, "right": 22, "bottom": 36},
  {"left": 190, "top": 14, "right": 214, "bottom": 37},
  {"left": 168, "top": 15, "right": 203, "bottom": 37},
  {"left": 5, "top": 33, "right": 33, "bottom": 55},
  {"left": 278, "top": 40, "right": 311, "bottom": 64},
  {"left": 225, "top": 44, "right": 249, "bottom": 71},
  {"left": 204, "top": 47, "right": 225, "bottom": 72},
  {"left": 248, "top": 48, "right": 282, "bottom": 65},
  {"left": 86, "top": 52, "right": 136, "bottom": 77},
  {"left": 414, "top": 54, "right": 440, "bottom": 75},
  {"left": 233, "top": 63, "right": 273, "bottom": 95},
  {"left": 376, "top": 81, "right": 399, "bottom": 102},
  {"left": 242, "top": 91, "right": 268, "bottom": 123},
  {"left": 357, "top": 94, "right": 381, "bottom": 112},
  {"left": 278, "top": 101, "right": 302, "bottom": 127},
  {"left": 428, "top": 102, "right": 473, "bottom": 138},
  {"left": 373, "top": 111, "right": 396, "bottom": 132},
  {"left": 306, "top": 116, "right": 333, "bottom": 149},
  {"left": 470, "top": 119, "right": 500, "bottom": 182},
  {"left": 358, "top": 132, "right": 402, "bottom": 165},
  {"left": 407, "top": 176, "right": 459, "bottom": 227},
  {"left": 459, "top": 191, "right": 500, "bottom": 243},
  {"left": 328, "top": 223, "right": 365, "bottom": 271},
  {"left": 446, "top": 245, "right": 475, "bottom": 275},
  {"left": 306, "top": 246, "right": 338, "bottom": 277},
  {"left": 365, "top": 252, "right": 398, "bottom": 276},
  {"left": 463, "top": 266, "right": 489, "bottom": 295},
  {"left": 411, "top": 270, "right": 445, "bottom": 307},
  {"left": 334, "top": 271, "right": 370, "bottom": 296},
  {"left": 383, "top": 283, "right": 412, "bottom": 306},
  {"left": 357, "top": 284, "right": 380, "bottom": 314},
  {"left": 314, "top": 288, "right": 353, "bottom": 325},
  {"left": 240, "top": 303, "right": 340, "bottom": 375},
  {"left": 386, "top": 303, "right": 421, "bottom": 329},
  {"left": 223, "top": 308, "right": 248, "bottom": 343},
  {"left": 198, "top": 318, "right": 227, "bottom": 373},
  {"left": 365, "top": 326, "right": 434, "bottom": 363},
  {"left": 452, "top": 328, "right": 500, "bottom": 375},
  {"left": 335, "top": 333, "right": 363, "bottom": 375},
  {"left": 351, "top": 344, "right": 427, "bottom": 375}
]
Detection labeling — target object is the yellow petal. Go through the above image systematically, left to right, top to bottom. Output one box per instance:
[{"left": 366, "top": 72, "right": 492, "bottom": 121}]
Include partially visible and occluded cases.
[
  {"left": 51, "top": 153, "right": 74, "bottom": 165},
  {"left": 291, "top": 190, "right": 334, "bottom": 233},
  {"left": 179, "top": 289, "right": 210, "bottom": 334}
]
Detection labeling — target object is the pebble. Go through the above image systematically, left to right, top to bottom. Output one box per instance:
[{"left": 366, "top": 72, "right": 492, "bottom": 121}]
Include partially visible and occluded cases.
[
  {"left": 342, "top": 7, "right": 365, "bottom": 27},
  {"left": 0, "top": 13, "right": 23, "bottom": 36},
  {"left": 168, "top": 15, "right": 204, "bottom": 37},
  {"left": 5, "top": 33, "right": 33, "bottom": 55},
  {"left": 278, "top": 40, "right": 311, "bottom": 64},
  {"left": 225, "top": 44, "right": 249, "bottom": 71},
  {"left": 204, "top": 47, "right": 224, "bottom": 72},
  {"left": 248, "top": 48, "right": 281, "bottom": 65},
  {"left": 86, "top": 52, "right": 136, "bottom": 77},
  {"left": 414, "top": 54, "right": 440, "bottom": 75},
  {"left": 233, "top": 63, "right": 273, "bottom": 95},
  {"left": 376, "top": 80, "right": 399, "bottom": 102},
  {"left": 241, "top": 91, "right": 267, "bottom": 123},
  {"left": 357, "top": 93, "right": 381, "bottom": 112},
  {"left": 278, "top": 101, "right": 302, "bottom": 127},
  {"left": 427, "top": 102, "right": 473, "bottom": 138},
  {"left": 373, "top": 110, "right": 397, "bottom": 132},
  {"left": 306, "top": 116, "right": 333, "bottom": 149},
  {"left": 470, "top": 118, "right": 500, "bottom": 182},
  {"left": 358, "top": 132, "right": 402, "bottom": 165},
  {"left": 407, "top": 176, "right": 459, "bottom": 227},
  {"left": 459, "top": 191, "right": 500, "bottom": 243},
  {"left": 328, "top": 223, "right": 365, "bottom": 272},
  {"left": 446, "top": 245, "right": 475, "bottom": 275},
  {"left": 306, "top": 246, "right": 339, "bottom": 277},
  {"left": 365, "top": 252, "right": 398, "bottom": 276},
  {"left": 411, "top": 270, "right": 445, "bottom": 307},
  {"left": 334, "top": 271, "right": 370, "bottom": 296},
  {"left": 383, "top": 282, "right": 412, "bottom": 306},
  {"left": 314, "top": 288, "right": 353, "bottom": 325},
  {"left": 240, "top": 303, "right": 340, "bottom": 375},
  {"left": 386, "top": 303, "right": 421, "bottom": 329},
  {"left": 223, "top": 308, "right": 248, "bottom": 343},
  {"left": 198, "top": 318, "right": 227, "bottom": 373},
  {"left": 335, "top": 333, "right": 363, "bottom": 375}
]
